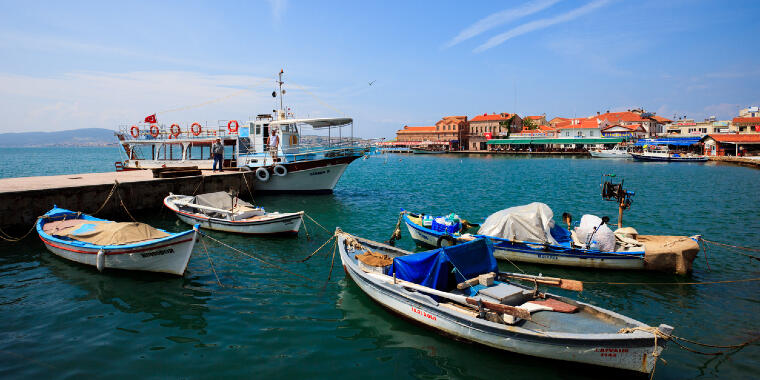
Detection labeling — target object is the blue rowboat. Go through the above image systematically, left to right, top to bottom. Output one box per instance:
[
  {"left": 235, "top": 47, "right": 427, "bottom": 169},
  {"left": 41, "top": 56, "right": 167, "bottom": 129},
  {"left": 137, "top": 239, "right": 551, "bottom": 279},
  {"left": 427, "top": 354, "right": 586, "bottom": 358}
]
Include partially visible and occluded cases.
[
  {"left": 37, "top": 207, "right": 199, "bottom": 275},
  {"left": 401, "top": 210, "right": 649, "bottom": 271},
  {"left": 336, "top": 229, "right": 672, "bottom": 374}
]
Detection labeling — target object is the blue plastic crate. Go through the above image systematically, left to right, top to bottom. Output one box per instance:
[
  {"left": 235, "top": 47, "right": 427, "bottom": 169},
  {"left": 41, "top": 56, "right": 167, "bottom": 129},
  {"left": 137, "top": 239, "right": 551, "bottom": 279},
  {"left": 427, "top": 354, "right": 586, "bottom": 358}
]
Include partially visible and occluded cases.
[{"left": 431, "top": 217, "right": 460, "bottom": 234}]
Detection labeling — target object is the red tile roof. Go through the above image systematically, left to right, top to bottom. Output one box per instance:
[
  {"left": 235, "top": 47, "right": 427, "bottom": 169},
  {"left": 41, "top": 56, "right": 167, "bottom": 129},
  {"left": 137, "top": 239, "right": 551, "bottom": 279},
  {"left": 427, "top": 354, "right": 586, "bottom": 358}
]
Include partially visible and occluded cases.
[
  {"left": 596, "top": 111, "right": 647, "bottom": 123},
  {"left": 470, "top": 113, "right": 514, "bottom": 122},
  {"left": 651, "top": 115, "right": 672, "bottom": 123},
  {"left": 525, "top": 116, "right": 543, "bottom": 120},
  {"left": 732, "top": 117, "right": 760, "bottom": 124},
  {"left": 555, "top": 118, "right": 603, "bottom": 130},
  {"left": 602, "top": 124, "right": 644, "bottom": 132},
  {"left": 537, "top": 125, "right": 555, "bottom": 131},
  {"left": 397, "top": 126, "right": 435, "bottom": 133},
  {"left": 706, "top": 134, "right": 760, "bottom": 143}
]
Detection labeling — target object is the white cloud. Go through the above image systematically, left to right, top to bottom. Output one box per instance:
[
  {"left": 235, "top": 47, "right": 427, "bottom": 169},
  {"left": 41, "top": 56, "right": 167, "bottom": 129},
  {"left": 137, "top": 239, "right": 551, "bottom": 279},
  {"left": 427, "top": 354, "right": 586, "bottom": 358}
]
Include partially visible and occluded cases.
[
  {"left": 267, "top": 0, "right": 287, "bottom": 22},
  {"left": 444, "top": 0, "right": 560, "bottom": 48},
  {"left": 474, "top": 0, "right": 611, "bottom": 53}
]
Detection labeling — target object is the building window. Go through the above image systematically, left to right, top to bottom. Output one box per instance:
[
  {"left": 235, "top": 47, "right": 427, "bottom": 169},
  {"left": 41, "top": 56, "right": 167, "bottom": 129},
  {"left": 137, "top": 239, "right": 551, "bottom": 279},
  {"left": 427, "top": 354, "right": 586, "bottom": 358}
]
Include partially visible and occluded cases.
[
  {"left": 590, "top": 131, "right": 595, "bottom": 136},
  {"left": 565, "top": 132, "right": 570, "bottom": 137}
]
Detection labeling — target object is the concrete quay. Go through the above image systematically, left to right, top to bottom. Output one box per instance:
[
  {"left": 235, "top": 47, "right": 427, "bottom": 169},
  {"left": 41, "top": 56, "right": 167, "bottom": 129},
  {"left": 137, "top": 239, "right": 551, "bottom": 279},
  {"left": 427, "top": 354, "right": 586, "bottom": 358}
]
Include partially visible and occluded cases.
[
  {"left": 708, "top": 156, "right": 760, "bottom": 168},
  {"left": 0, "top": 170, "right": 255, "bottom": 234}
]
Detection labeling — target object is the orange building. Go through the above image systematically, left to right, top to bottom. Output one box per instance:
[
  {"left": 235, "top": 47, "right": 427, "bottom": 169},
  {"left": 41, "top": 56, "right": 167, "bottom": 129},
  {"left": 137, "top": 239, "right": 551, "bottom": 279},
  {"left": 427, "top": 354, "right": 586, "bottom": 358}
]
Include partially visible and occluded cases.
[
  {"left": 467, "top": 112, "right": 522, "bottom": 150},
  {"left": 395, "top": 125, "right": 437, "bottom": 144}
]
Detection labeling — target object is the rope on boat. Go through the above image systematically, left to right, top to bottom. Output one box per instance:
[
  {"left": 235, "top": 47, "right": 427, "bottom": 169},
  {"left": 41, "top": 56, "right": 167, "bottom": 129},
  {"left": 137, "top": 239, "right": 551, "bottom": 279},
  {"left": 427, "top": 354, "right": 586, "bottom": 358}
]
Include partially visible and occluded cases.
[
  {"left": 240, "top": 172, "right": 255, "bottom": 203},
  {"left": 191, "top": 175, "right": 205, "bottom": 196},
  {"left": 91, "top": 181, "right": 119, "bottom": 216},
  {"left": 386, "top": 211, "right": 404, "bottom": 246},
  {"left": 302, "top": 212, "right": 331, "bottom": 234},
  {"left": 300, "top": 215, "right": 311, "bottom": 241},
  {"left": 0, "top": 217, "right": 41, "bottom": 242},
  {"left": 197, "top": 230, "right": 310, "bottom": 280},
  {"left": 198, "top": 231, "right": 223, "bottom": 287},
  {"left": 289, "top": 235, "right": 336, "bottom": 263},
  {"left": 325, "top": 237, "right": 339, "bottom": 286},
  {"left": 699, "top": 237, "right": 760, "bottom": 261},
  {"left": 585, "top": 277, "right": 760, "bottom": 286},
  {"left": 618, "top": 326, "right": 759, "bottom": 379}
]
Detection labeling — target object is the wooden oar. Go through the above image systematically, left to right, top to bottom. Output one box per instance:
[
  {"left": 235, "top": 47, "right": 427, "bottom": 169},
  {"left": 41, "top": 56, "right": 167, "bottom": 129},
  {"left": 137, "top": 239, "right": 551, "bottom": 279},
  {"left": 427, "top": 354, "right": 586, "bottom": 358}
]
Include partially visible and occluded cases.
[
  {"left": 364, "top": 271, "right": 532, "bottom": 321},
  {"left": 499, "top": 273, "right": 583, "bottom": 292}
]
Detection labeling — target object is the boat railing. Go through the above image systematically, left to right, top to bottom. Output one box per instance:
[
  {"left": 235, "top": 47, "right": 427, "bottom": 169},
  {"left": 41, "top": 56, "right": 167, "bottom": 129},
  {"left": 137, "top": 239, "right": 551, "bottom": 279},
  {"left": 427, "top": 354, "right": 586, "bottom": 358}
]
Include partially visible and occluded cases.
[{"left": 117, "top": 122, "right": 240, "bottom": 141}]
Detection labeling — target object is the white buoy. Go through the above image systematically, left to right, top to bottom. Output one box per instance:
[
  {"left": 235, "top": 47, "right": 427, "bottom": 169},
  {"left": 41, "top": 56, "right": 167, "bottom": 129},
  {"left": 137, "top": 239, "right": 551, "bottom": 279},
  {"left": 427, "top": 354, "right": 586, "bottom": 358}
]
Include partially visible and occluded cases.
[{"left": 96, "top": 249, "right": 105, "bottom": 272}]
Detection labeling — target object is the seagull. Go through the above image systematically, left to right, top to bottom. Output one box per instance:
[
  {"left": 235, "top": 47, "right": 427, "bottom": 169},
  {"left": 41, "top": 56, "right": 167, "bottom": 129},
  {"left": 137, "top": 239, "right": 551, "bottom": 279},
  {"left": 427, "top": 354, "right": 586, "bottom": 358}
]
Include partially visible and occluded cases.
[{"left": 368, "top": 80, "right": 376, "bottom": 86}]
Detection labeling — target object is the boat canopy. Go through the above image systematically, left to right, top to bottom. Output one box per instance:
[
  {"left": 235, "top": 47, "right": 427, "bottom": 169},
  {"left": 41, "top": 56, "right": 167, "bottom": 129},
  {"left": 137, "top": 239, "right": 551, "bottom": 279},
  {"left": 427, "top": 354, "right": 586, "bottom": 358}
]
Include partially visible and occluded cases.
[
  {"left": 269, "top": 117, "right": 353, "bottom": 128},
  {"left": 634, "top": 137, "right": 701, "bottom": 146},
  {"left": 478, "top": 202, "right": 559, "bottom": 245},
  {"left": 388, "top": 238, "right": 497, "bottom": 293}
]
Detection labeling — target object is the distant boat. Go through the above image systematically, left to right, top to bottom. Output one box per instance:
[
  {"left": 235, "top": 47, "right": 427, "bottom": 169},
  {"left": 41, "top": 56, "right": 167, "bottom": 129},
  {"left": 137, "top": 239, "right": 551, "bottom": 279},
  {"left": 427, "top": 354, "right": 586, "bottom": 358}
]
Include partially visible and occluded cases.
[
  {"left": 589, "top": 144, "right": 632, "bottom": 158},
  {"left": 412, "top": 146, "right": 447, "bottom": 154},
  {"left": 630, "top": 147, "right": 707, "bottom": 162},
  {"left": 164, "top": 192, "right": 303, "bottom": 235},
  {"left": 37, "top": 207, "right": 198, "bottom": 275},
  {"left": 336, "top": 228, "right": 673, "bottom": 374}
]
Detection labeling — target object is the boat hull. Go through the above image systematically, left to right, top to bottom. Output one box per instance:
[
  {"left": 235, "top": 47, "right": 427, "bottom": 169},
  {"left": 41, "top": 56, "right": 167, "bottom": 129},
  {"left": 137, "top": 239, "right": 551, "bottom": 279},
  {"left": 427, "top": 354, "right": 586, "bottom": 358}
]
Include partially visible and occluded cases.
[
  {"left": 589, "top": 151, "right": 631, "bottom": 158},
  {"left": 630, "top": 153, "right": 708, "bottom": 162},
  {"left": 251, "top": 161, "right": 352, "bottom": 194},
  {"left": 404, "top": 214, "right": 645, "bottom": 270},
  {"left": 39, "top": 230, "right": 196, "bottom": 275},
  {"left": 337, "top": 233, "right": 665, "bottom": 374}
]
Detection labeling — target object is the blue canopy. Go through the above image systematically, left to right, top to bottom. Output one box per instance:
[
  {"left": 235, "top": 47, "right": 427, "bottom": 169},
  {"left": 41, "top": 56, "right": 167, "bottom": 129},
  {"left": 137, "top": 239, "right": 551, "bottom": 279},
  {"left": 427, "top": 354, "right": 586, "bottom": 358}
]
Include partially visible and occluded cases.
[
  {"left": 634, "top": 137, "right": 701, "bottom": 146},
  {"left": 388, "top": 238, "right": 498, "bottom": 293}
]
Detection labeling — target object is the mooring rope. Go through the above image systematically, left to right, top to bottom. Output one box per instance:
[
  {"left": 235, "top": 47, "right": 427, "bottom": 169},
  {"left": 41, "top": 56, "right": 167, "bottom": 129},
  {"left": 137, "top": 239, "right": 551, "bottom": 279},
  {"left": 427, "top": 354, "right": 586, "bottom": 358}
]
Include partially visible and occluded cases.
[
  {"left": 240, "top": 172, "right": 255, "bottom": 203},
  {"left": 191, "top": 175, "right": 205, "bottom": 196},
  {"left": 90, "top": 181, "right": 119, "bottom": 216},
  {"left": 303, "top": 212, "right": 330, "bottom": 234},
  {"left": 0, "top": 217, "right": 41, "bottom": 243},
  {"left": 197, "top": 230, "right": 309, "bottom": 280},
  {"left": 198, "top": 233, "right": 223, "bottom": 287},
  {"left": 700, "top": 237, "right": 760, "bottom": 261}
]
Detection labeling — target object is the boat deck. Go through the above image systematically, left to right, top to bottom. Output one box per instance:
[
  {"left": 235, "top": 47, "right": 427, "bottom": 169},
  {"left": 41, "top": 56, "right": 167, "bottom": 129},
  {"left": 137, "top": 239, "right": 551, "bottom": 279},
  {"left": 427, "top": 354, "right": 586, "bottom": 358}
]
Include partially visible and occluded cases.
[{"left": 0, "top": 170, "right": 230, "bottom": 192}]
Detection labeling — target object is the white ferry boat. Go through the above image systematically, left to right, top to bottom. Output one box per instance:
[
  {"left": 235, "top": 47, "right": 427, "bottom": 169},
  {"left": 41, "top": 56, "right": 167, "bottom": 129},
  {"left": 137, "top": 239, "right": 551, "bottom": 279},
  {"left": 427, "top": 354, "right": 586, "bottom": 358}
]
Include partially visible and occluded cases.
[
  {"left": 114, "top": 72, "right": 365, "bottom": 193},
  {"left": 589, "top": 144, "right": 632, "bottom": 158}
]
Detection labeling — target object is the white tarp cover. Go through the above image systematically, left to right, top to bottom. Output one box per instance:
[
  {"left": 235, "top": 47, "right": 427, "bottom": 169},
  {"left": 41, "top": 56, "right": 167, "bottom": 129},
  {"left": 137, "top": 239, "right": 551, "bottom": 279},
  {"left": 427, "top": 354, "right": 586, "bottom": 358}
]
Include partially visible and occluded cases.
[
  {"left": 477, "top": 202, "right": 558, "bottom": 244},
  {"left": 576, "top": 214, "right": 615, "bottom": 252}
]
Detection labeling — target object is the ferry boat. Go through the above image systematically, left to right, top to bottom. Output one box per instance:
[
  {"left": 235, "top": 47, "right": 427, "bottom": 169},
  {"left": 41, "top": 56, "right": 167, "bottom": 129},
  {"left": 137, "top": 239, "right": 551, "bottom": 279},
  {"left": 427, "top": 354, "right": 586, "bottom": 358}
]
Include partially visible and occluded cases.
[
  {"left": 114, "top": 71, "right": 365, "bottom": 193},
  {"left": 589, "top": 144, "right": 632, "bottom": 158}
]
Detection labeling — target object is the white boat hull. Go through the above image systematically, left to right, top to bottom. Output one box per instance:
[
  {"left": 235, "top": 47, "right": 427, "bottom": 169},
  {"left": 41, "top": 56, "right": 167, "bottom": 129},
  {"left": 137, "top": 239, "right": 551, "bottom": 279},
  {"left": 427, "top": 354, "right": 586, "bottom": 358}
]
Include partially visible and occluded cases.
[
  {"left": 589, "top": 150, "right": 632, "bottom": 158},
  {"left": 252, "top": 163, "right": 350, "bottom": 193},
  {"left": 405, "top": 222, "right": 645, "bottom": 270},
  {"left": 40, "top": 231, "right": 197, "bottom": 275},
  {"left": 338, "top": 233, "right": 665, "bottom": 374}
]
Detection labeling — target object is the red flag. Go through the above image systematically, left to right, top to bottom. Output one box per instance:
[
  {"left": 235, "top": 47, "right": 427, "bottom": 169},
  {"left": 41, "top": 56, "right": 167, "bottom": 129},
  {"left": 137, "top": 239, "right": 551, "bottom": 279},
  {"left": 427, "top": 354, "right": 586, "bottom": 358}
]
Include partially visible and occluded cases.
[{"left": 144, "top": 114, "right": 157, "bottom": 123}]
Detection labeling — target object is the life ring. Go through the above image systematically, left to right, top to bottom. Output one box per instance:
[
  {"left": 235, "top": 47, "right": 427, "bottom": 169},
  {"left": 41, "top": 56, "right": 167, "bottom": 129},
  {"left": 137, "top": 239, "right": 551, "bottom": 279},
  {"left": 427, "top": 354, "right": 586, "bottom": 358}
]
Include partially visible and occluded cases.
[
  {"left": 227, "top": 120, "right": 239, "bottom": 133},
  {"left": 191, "top": 122, "right": 202, "bottom": 136},
  {"left": 150, "top": 124, "right": 159, "bottom": 138},
  {"left": 170, "top": 124, "right": 181, "bottom": 137},
  {"left": 130, "top": 125, "right": 139, "bottom": 138},
  {"left": 289, "top": 135, "right": 298, "bottom": 145},
  {"left": 273, "top": 164, "right": 288, "bottom": 176},
  {"left": 255, "top": 167, "right": 270, "bottom": 182},
  {"left": 436, "top": 234, "right": 457, "bottom": 248}
]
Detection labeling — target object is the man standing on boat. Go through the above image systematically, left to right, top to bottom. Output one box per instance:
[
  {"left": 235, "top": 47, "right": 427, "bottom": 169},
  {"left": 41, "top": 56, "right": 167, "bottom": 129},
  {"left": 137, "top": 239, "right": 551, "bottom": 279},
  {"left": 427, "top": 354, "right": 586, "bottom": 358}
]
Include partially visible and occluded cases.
[
  {"left": 267, "top": 129, "right": 279, "bottom": 162},
  {"left": 212, "top": 137, "right": 224, "bottom": 172}
]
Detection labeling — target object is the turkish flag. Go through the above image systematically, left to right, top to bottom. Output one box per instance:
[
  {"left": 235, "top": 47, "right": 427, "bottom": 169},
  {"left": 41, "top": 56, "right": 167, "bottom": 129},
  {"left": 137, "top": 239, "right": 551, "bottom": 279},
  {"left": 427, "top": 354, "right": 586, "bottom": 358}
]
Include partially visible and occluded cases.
[{"left": 144, "top": 114, "right": 157, "bottom": 123}]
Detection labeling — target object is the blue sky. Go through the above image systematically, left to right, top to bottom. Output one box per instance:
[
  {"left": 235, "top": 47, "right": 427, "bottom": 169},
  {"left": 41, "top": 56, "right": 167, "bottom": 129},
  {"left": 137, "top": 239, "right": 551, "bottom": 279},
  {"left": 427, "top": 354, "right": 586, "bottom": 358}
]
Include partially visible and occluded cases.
[{"left": 0, "top": 0, "right": 758, "bottom": 138}]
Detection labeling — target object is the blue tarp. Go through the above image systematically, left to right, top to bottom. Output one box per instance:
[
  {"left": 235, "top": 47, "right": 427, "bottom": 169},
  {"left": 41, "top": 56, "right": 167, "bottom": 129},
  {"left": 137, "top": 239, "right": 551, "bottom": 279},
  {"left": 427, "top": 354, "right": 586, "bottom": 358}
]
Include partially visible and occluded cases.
[
  {"left": 634, "top": 137, "right": 701, "bottom": 146},
  {"left": 388, "top": 238, "right": 498, "bottom": 292}
]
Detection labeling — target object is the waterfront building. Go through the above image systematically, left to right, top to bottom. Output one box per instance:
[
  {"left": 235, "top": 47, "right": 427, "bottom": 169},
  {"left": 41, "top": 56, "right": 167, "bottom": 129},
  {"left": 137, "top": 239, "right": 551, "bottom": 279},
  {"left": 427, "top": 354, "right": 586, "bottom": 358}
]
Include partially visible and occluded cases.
[
  {"left": 739, "top": 106, "right": 759, "bottom": 118},
  {"left": 595, "top": 111, "right": 660, "bottom": 136},
  {"left": 467, "top": 112, "right": 522, "bottom": 150},
  {"left": 524, "top": 115, "right": 547, "bottom": 126},
  {"left": 435, "top": 116, "right": 468, "bottom": 150},
  {"left": 555, "top": 117, "right": 605, "bottom": 138},
  {"left": 665, "top": 117, "right": 732, "bottom": 135},
  {"left": 731, "top": 117, "right": 760, "bottom": 133},
  {"left": 601, "top": 124, "right": 646, "bottom": 139},
  {"left": 395, "top": 125, "right": 436, "bottom": 145},
  {"left": 701, "top": 134, "right": 760, "bottom": 156}
]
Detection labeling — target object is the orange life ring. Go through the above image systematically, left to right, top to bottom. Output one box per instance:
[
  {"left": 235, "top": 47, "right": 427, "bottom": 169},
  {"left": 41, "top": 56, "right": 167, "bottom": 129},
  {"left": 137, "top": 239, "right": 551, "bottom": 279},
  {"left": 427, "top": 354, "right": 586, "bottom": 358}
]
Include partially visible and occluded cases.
[
  {"left": 227, "top": 120, "right": 239, "bottom": 133},
  {"left": 191, "top": 122, "right": 202, "bottom": 136},
  {"left": 170, "top": 123, "right": 181, "bottom": 137},
  {"left": 149, "top": 124, "right": 159, "bottom": 138},
  {"left": 130, "top": 125, "right": 139, "bottom": 138},
  {"left": 290, "top": 135, "right": 298, "bottom": 145}
]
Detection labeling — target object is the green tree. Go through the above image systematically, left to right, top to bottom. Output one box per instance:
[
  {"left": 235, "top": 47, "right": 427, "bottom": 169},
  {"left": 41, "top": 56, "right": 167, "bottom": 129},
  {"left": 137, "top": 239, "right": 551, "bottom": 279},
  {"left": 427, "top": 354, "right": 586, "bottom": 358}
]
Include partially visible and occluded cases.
[
  {"left": 499, "top": 115, "right": 517, "bottom": 138},
  {"left": 522, "top": 117, "right": 536, "bottom": 130}
]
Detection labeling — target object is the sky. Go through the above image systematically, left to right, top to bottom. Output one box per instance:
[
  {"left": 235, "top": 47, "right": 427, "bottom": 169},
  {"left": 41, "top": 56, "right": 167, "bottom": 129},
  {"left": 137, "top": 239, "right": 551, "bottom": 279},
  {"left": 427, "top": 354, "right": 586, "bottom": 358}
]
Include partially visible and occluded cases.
[{"left": 0, "top": 0, "right": 758, "bottom": 138}]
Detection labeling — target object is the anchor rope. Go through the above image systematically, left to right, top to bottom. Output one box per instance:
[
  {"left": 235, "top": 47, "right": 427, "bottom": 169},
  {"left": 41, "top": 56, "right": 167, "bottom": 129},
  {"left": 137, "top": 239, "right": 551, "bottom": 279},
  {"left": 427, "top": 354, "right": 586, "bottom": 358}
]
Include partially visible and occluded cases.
[
  {"left": 303, "top": 212, "right": 330, "bottom": 234},
  {"left": 197, "top": 230, "right": 309, "bottom": 280},
  {"left": 699, "top": 237, "right": 760, "bottom": 261}
]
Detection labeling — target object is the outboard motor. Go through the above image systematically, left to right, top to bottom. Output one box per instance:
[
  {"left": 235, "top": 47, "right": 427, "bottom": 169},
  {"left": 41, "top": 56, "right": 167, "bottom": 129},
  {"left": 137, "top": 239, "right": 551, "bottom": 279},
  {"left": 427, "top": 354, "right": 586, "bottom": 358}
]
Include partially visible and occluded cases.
[{"left": 600, "top": 174, "right": 635, "bottom": 228}]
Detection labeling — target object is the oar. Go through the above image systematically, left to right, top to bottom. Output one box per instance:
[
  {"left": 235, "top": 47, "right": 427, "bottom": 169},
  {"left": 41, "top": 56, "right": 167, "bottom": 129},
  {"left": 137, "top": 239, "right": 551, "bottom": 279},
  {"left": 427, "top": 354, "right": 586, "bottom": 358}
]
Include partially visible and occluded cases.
[
  {"left": 363, "top": 271, "right": 532, "bottom": 321},
  {"left": 499, "top": 273, "right": 583, "bottom": 292}
]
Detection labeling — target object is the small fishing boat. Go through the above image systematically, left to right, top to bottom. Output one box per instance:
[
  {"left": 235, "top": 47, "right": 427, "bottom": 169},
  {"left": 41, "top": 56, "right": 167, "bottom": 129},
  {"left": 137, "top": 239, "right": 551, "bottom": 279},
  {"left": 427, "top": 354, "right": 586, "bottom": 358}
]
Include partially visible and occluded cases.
[
  {"left": 589, "top": 144, "right": 632, "bottom": 158},
  {"left": 630, "top": 146, "right": 707, "bottom": 162},
  {"left": 412, "top": 147, "right": 447, "bottom": 154},
  {"left": 397, "top": 176, "right": 700, "bottom": 274},
  {"left": 164, "top": 191, "right": 303, "bottom": 235},
  {"left": 37, "top": 207, "right": 198, "bottom": 275},
  {"left": 336, "top": 229, "right": 672, "bottom": 374}
]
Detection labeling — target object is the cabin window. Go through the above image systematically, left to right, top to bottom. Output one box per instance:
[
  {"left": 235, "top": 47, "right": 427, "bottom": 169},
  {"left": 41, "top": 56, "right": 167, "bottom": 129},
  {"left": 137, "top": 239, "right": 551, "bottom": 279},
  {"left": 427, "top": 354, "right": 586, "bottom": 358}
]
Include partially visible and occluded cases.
[{"left": 238, "top": 137, "right": 252, "bottom": 154}]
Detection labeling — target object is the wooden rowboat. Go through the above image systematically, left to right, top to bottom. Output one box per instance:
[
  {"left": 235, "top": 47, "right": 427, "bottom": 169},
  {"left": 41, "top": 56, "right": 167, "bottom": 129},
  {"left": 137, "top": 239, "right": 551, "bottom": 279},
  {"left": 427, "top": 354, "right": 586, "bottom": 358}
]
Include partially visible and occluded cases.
[
  {"left": 164, "top": 192, "right": 303, "bottom": 235},
  {"left": 37, "top": 207, "right": 198, "bottom": 275},
  {"left": 336, "top": 228, "right": 672, "bottom": 374}
]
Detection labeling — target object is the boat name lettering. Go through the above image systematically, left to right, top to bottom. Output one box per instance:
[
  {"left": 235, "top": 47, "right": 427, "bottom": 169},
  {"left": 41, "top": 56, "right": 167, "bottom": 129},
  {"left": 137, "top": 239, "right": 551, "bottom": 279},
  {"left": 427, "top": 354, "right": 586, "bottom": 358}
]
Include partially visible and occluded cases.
[
  {"left": 310, "top": 169, "right": 331, "bottom": 176},
  {"left": 141, "top": 248, "right": 175, "bottom": 258},
  {"left": 536, "top": 254, "right": 558, "bottom": 260},
  {"left": 411, "top": 306, "right": 437, "bottom": 321},
  {"left": 595, "top": 347, "right": 628, "bottom": 357}
]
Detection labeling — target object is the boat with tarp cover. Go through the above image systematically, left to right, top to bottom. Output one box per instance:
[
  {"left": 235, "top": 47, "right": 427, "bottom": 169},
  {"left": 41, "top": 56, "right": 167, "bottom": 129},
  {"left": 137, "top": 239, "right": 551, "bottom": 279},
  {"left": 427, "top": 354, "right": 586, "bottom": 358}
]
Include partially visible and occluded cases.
[
  {"left": 398, "top": 177, "right": 700, "bottom": 274},
  {"left": 164, "top": 191, "right": 303, "bottom": 235},
  {"left": 37, "top": 207, "right": 198, "bottom": 275},
  {"left": 336, "top": 229, "right": 673, "bottom": 374}
]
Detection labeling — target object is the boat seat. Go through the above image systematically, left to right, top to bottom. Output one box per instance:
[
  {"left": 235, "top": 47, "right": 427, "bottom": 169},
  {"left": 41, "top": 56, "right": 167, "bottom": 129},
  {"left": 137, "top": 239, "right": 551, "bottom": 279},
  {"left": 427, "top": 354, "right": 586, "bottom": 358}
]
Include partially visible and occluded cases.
[{"left": 477, "top": 282, "right": 532, "bottom": 306}]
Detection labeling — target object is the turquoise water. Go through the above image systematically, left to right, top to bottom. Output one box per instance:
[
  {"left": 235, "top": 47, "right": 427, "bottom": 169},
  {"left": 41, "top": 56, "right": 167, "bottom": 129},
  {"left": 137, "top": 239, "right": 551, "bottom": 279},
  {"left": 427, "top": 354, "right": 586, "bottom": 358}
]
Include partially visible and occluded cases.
[{"left": 0, "top": 149, "right": 759, "bottom": 379}]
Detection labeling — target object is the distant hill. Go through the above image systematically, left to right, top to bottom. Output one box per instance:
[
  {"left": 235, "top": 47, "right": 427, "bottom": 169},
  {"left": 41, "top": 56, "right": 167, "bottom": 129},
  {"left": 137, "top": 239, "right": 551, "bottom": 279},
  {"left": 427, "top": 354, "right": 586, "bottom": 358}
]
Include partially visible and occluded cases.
[{"left": 0, "top": 128, "right": 117, "bottom": 147}]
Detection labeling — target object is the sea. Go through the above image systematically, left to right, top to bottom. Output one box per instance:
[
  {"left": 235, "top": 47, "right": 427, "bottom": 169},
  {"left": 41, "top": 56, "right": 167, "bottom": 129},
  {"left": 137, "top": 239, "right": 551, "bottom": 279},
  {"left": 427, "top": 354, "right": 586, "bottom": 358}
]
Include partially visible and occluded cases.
[{"left": 0, "top": 147, "right": 758, "bottom": 379}]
